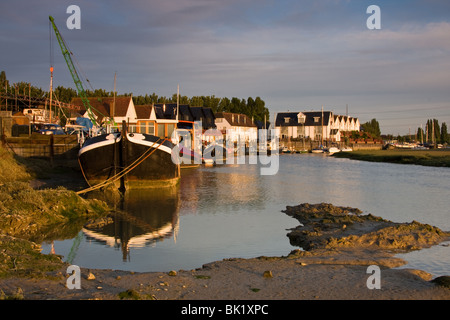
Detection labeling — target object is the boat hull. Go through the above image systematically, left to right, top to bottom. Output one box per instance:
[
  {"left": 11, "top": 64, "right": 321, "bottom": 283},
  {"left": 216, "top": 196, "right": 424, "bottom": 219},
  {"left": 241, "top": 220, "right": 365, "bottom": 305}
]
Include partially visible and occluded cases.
[
  {"left": 78, "top": 132, "right": 180, "bottom": 189},
  {"left": 78, "top": 133, "right": 121, "bottom": 186}
]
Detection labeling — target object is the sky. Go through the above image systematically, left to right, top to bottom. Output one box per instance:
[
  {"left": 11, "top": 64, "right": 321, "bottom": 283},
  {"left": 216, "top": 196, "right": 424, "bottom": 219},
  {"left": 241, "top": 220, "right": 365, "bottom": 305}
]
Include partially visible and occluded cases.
[{"left": 1, "top": 0, "right": 450, "bottom": 135}]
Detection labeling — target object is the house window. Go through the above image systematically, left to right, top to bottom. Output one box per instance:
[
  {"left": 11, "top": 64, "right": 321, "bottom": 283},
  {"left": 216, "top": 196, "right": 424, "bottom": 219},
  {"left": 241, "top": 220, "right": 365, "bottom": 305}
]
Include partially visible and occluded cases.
[
  {"left": 314, "top": 117, "right": 320, "bottom": 123},
  {"left": 284, "top": 118, "right": 290, "bottom": 124},
  {"left": 147, "top": 122, "right": 155, "bottom": 135},
  {"left": 158, "top": 124, "right": 165, "bottom": 138},
  {"left": 167, "top": 124, "right": 175, "bottom": 138}
]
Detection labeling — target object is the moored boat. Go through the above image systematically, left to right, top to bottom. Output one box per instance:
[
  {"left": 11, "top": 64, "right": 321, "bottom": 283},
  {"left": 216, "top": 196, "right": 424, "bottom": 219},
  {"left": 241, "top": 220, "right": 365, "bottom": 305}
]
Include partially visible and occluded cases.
[
  {"left": 78, "top": 122, "right": 180, "bottom": 190},
  {"left": 327, "top": 147, "right": 341, "bottom": 154}
]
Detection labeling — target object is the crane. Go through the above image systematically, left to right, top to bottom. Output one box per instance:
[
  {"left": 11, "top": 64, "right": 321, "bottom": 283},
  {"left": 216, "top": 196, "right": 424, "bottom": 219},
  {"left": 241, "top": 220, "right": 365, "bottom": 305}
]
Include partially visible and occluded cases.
[{"left": 49, "top": 16, "right": 115, "bottom": 129}]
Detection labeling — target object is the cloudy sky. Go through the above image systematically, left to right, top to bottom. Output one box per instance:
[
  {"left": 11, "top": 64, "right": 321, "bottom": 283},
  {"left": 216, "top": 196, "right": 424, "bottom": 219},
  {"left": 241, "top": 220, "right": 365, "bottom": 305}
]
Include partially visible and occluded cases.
[{"left": 1, "top": 0, "right": 450, "bottom": 134}]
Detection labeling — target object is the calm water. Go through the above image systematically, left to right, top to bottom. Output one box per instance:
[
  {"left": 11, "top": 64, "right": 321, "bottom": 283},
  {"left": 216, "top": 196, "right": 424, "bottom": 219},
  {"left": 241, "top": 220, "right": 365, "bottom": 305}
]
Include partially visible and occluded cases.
[{"left": 42, "top": 154, "right": 450, "bottom": 277}]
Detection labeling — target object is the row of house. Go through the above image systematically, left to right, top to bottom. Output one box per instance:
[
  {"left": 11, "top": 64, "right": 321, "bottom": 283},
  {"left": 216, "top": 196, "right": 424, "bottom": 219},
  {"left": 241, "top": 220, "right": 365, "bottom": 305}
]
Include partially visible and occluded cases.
[
  {"left": 70, "top": 97, "right": 258, "bottom": 143},
  {"left": 70, "top": 98, "right": 359, "bottom": 144},
  {"left": 274, "top": 111, "right": 360, "bottom": 142}
]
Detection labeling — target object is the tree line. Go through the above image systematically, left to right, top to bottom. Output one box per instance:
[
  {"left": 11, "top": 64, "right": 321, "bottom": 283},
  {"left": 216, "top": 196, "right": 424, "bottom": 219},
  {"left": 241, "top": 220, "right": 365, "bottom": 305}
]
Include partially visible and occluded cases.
[
  {"left": 0, "top": 71, "right": 270, "bottom": 123},
  {"left": 358, "top": 117, "right": 448, "bottom": 144},
  {"left": 417, "top": 119, "right": 448, "bottom": 144}
]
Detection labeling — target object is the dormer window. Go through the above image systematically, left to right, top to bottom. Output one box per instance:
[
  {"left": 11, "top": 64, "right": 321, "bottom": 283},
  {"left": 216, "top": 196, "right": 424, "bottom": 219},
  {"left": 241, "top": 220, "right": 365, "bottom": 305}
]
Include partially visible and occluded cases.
[
  {"left": 284, "top": 117, "right": 290, "bottom": 124},
  {"left": 314, "top": 117, "right": 320, "bottom": 123}
]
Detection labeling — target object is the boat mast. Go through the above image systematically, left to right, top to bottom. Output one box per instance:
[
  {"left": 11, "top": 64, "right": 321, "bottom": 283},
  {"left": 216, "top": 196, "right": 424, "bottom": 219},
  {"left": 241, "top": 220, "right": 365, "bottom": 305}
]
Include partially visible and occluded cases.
[
  {"left": 49, "top": 66, "right": 53, "bottom": 123},
  {"left": 112, "top": 72, "right": 116, "bottom": 131},
  {"left": 176, "top": 84, "right": 179, "bottom": 125},
  {"left": 321, "top": 105, "right": 324, "bottom": 147}
]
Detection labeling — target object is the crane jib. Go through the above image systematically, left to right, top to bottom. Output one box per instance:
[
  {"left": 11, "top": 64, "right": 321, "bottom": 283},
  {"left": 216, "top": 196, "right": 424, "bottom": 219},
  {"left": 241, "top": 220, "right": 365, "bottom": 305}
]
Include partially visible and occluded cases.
[{"left": 49, "top": 15, "right": 99, "bottom": 127}]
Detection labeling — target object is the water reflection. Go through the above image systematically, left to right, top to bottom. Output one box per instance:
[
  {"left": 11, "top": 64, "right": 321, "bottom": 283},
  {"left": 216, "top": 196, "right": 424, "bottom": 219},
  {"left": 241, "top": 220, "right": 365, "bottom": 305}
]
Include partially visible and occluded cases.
[
  {"left": 41, "top": 154, "right": 450, "bottom": 275},
  {"left": 84, "top": 187, "right": 180, "bottom": 261}
]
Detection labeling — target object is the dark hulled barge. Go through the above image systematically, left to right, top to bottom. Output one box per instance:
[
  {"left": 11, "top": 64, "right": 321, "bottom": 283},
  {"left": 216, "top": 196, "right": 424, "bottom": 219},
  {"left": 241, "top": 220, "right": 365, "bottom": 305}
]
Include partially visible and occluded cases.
[{"left": 78, "top": 122, "right": 180, "bottom": 190}]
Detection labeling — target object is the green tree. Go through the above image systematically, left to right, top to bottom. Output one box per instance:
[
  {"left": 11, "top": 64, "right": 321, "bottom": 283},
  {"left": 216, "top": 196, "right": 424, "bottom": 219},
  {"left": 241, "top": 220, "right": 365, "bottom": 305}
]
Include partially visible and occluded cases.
[
  {"left": 0, "top": 71, "right": 7, "bottom": 90},
  {"left": 217, "top": 97, "right": 230, "bottom": 112},
  {"left": 361, "top": 118, "right": 381, "bottom": 137},
  {"left": 426, "top": 119, "right": 440, "bottom": 143},
  {"left": 441, "top": 122, "right": 448, "bottom": 144},
  {"left": 417, "top": 126, "right": 425, "bottom": 143}
]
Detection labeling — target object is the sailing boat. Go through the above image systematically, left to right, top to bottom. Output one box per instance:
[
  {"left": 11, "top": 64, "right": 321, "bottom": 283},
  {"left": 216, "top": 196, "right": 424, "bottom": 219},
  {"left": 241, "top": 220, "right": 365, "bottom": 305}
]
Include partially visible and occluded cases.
[{"left": 78, "top": 76, "right": 180, "bottom": 191}]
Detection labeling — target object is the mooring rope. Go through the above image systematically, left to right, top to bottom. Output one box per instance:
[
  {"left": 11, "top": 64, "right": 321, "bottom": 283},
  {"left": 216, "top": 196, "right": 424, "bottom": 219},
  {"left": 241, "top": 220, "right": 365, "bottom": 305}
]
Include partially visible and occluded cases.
[{"left": 76, "top": 137, "right": 168, "bottom": 195}]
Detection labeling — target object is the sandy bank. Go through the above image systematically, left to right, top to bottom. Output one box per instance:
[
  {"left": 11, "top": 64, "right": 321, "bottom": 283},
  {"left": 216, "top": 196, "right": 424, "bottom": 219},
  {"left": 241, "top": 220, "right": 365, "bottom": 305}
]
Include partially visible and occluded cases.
[{"left": 1, "top": 203, "right": 449, "bottom": 301}]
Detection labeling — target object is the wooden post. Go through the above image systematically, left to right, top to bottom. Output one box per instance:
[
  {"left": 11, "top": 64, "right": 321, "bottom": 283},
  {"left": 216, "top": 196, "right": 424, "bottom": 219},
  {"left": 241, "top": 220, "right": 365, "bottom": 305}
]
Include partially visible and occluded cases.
[
  {"left": 119, "top": 120, "right": 127, "bottom": 193},
  {"left": 49, "top": 134, "right": 54, "bottom": 166}
]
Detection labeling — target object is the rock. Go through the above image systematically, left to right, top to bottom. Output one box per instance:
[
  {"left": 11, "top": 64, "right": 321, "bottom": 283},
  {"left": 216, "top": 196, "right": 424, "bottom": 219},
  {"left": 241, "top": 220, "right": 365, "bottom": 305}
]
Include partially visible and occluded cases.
[
  {"left": 283, "top": 203, "right": 450, "bottom": 252},
  {"left": 168, "top": 270, "right": 177, "bottom": 276},
  {"left": 263, "top": 270, "right": 273, "bottom": 278},
  {"left": 87, "top": 272, "right": 96, "bottom": 280},
  {"left": 431, "top": 276, "right": 450, "bottom": 288}
]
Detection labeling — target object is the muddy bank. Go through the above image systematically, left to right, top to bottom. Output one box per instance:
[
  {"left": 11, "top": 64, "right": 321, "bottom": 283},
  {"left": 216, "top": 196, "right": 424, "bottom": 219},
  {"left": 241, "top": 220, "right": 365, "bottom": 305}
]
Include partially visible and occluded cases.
[
  {"left": 0, "top": 149, "right": 449, "bottom": 300},
  {"left": 1, "top": 203, "right": 449, "bottom": 300},
  {"left": 283, "top": 203, "right": 449, "bottom": 252},
  {"left": 1, "top": 255, "right": 450, "bottom": 300}
]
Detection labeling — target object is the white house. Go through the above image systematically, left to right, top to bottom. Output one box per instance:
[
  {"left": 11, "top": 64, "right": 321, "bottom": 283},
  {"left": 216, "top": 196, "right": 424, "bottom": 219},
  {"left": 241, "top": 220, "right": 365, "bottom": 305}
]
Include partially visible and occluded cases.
[
  {"left": 71, "top": 96, "right": 137, "bottom": 129},
  {"left": 275, "top": 110, "right": 360, "bottom": 142},
  {"left": 215, "top": 112, "right": 258, "bottom": 143}
]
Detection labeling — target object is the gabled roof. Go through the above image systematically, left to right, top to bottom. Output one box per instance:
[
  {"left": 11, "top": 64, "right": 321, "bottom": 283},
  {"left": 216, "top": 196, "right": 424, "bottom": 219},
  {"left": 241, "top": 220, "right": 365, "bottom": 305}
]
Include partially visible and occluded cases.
[
  {"left": 71, "top": 97, "right": 132, "bottom": 122},
  {"left": 153, "top": 103, "right": 193, "bottom": 121},
  {"left": 135, "top": 104, "right": 153, "bottom": 120},
  {"left": 189, "top": 106, "right": 206, "bottom": 121},
  {"left": 201, "top": 107, "right": 215, "bottom": 120},
  {"left": 275, "top": 111, "right": 333, "bottom": 127},
  {"left": 215, "top": 112, "right": 257, "bottom": 127}
]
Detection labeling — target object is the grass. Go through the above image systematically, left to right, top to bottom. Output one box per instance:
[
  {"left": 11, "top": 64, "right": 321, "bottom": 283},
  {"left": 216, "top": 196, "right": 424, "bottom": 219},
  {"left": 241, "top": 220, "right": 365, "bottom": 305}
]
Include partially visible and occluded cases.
[
  {"left": 0, "top": 146, "right": 111, "bottom": 278},
  {"left": 0, "top": 147, "right": 31, "bottom": 183},
  {"left": 333, "top": 149, "right": 450, "bottom": 167}
]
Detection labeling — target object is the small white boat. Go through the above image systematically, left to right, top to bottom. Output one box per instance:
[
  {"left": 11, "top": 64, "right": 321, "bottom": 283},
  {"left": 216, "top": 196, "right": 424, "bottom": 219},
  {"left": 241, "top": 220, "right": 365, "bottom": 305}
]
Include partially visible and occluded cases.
[
  {"left": 327, "top": 147, "right": 341, "bottom": 154},
  {"left": 340, "top": 147, "right": 353, "bottom": 152},
  {"left": 311, "top": 148, "right": 324, "bottom": 153}
]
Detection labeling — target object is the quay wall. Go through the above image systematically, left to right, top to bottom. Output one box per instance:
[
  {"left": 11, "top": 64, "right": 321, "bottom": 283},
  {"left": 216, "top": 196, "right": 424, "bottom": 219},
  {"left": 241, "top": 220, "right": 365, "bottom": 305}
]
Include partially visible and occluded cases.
[
  {"left": 2, "top": 134, "right": 79, "bottom": 159},
  {"left": 279, "top": 139, "right": 383, "bottom": 151}
]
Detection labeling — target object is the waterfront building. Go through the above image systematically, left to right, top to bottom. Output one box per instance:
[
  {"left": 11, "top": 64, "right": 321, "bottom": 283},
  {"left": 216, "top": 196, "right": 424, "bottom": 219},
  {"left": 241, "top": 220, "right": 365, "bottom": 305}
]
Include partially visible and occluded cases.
[
  {"left": 71, "top": 96, "right": 137, "bottom": 129},
  {"left": 274, "top": 111, "right": 360, "bottom": 142},
  {"left": 214, "top": 112, "right": 258, "bottom": 144}
]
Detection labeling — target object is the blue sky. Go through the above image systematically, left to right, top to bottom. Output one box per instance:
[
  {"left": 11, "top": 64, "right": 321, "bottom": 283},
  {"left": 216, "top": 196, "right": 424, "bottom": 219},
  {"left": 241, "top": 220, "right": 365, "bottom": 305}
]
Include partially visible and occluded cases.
[{"left": 1, "top": 0, "right": 450, "bottom": 134}]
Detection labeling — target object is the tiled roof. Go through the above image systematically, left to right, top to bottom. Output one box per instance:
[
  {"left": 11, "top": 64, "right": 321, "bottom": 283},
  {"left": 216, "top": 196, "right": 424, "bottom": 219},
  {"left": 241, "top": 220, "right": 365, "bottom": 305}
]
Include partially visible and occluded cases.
[
  {"left": 71, "top": 96, "right": 132, "bottom": 121},
  {"left": 135, "top": 104, "right": 153, "bottom": 119},
  {"left": 275, "top": 111, "right": 358, "bottom": 127},
  {"left": 214, "top": 112, "right": 257, "bottom": 127}
]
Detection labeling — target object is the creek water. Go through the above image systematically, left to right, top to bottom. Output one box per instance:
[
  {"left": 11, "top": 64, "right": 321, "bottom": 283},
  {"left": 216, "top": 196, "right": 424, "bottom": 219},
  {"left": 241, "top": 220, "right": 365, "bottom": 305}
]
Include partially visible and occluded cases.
[{"left": 42, "top": 154, "right": 450, "bottom": 277}]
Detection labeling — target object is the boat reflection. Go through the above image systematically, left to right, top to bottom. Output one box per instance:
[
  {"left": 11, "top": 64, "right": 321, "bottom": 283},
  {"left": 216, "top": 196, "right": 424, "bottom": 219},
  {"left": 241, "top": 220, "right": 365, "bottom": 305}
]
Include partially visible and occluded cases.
[{"left": 83, "top": 187, "right": 180, "bottom": 261}]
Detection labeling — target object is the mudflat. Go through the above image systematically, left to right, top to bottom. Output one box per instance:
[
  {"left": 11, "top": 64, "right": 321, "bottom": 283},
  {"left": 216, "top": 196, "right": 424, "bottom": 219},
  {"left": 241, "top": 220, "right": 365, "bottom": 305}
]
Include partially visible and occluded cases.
[{"left": 1, "top": 203, "right": 449, "bottom": 300}]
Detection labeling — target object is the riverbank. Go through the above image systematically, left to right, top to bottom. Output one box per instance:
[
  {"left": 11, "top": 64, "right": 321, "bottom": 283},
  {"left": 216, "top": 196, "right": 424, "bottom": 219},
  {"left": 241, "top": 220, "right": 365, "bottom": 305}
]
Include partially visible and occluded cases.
[
  {"left": 0, "top": 147, "right": 449, "bottom": 300},
  {"left": 333, "top": 149, "right": 450, "bottom": 167},
  {"left": 1, "top": 198, "right": 449, "bottom": 300}
]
